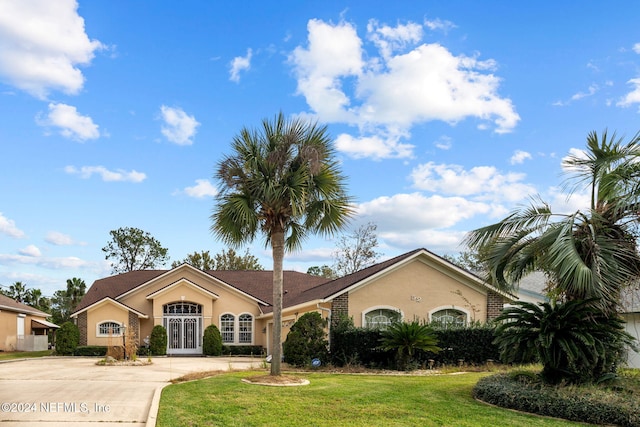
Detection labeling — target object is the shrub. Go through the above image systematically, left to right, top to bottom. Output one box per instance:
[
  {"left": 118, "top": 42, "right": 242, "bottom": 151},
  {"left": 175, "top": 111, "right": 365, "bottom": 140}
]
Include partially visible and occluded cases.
[
  {"left": 283, "top": 312, "right": 329, "bottom": 367},
  {"left": 56, "top": 321, "right": 79, "bottom": 355},
  {"left": 380, "top": 321, "right": 440, "bottom": 370},
  {"left": 203, "top": 324, "right": 223, "bottom": 356},
  {"left": 150, "top": 325, "right": 167, "bottom": 356},
  {"left": 222, "top": 345, "right": 263, "bottom": 356},
  {"left": 73, "top": 346, "right": 108, "bottom": 356},
  {"left": 474, "top": 372, "right": 640, "bottom": 426}
]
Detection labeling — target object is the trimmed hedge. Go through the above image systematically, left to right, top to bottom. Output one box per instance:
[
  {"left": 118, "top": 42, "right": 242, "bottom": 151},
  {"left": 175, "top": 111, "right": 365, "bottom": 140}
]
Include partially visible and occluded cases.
[
  {"left": 56, "top": 322, "right": 80, "bottom": 356},
  {"left": 150, "top": 325, "right": 167, "bottom": 356},
  {"left": 203, "top": 325, "right": 223, "bottom": 356},
  {"left": 331, "top": 325, "right": 499, "bottom": 369},
  {"left": 222, "top": 345, "right": 263, "bottom": 356},
  {"left": 74, "top": 346, "right": 108, "bottom": 356},
  {"left": 474, "top": 373, "right": 640, "bottom": 426}
]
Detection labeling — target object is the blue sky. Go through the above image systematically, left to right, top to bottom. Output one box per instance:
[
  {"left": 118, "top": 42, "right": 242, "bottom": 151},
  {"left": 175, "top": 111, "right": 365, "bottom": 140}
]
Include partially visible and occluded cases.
[{"left": 2, "top": 1, "right": 640, "bottom": 297}]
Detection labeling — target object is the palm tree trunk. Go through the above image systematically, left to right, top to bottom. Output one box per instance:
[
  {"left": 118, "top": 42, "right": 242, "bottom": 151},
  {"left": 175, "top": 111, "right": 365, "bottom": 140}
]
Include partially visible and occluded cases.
[{"left": 270, "top": 229, "right": 285, "bottom": 376}]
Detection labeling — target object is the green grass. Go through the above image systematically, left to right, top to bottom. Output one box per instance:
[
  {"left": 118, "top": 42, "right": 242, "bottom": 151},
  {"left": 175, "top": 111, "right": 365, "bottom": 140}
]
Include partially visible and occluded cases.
[
  {"left": 0, "top": 350, "right": 52, "bottom": 361},
  {"left": 157, "top": 371, "right": 587, "bottom": 427}
]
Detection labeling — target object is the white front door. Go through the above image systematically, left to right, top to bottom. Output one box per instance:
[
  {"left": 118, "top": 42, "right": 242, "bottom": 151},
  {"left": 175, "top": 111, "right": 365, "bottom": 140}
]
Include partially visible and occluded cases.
[{"left": 165, "top": 316, "right": 202, "bottom": 354}]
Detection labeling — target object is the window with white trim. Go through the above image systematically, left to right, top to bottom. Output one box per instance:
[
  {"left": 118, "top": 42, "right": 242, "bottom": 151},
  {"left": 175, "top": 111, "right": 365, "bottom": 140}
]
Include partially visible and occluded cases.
[
  {"left": 364, "top": 308, "right": 400, "bottom": 329},
  {"left": 431, "top": 309, "right": 466, "bottom": 328},
  {"left": 221, "top": 314, "right": 235, "bottom": 343},
  {"left": 238, "top": 314, "right": 253, "bottom": 344},
  {"left": 97, "top": 321, "right": 122, "bottom": 337}
]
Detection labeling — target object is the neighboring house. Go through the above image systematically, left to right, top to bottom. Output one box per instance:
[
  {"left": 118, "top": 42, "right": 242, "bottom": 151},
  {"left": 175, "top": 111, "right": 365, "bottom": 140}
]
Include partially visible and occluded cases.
[
  {"left": 71, "top": 248, "right": 514, "bottom": 355},
  {"left": 0, "top": 294, "right": 58, "bottom": 352}
]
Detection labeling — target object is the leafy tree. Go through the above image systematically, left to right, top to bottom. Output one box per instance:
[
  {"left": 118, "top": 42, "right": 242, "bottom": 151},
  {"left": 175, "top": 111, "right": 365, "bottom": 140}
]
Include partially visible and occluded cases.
[
  {"left": 211, "top": 112, "right": 354, "bottom": 375},
  {"left": 466, "top": 130, "right": 640, "bottom": 315},
  {"left": 333, "top": 222, "right": 381, "bottom": 277},
  {"left": 102, "top": 227, "right": 169, "bottom": 274},
  {"left": 213, "top": 248, "right": 263, "bottom": 270},
  {"left": 441, "top": 249, "right": 487, "bottom": 274},
  {"left": 171, "top": 250, "right": 216, "bottom": 269},
  {"left": 306, "top": 265, "right": 336, "bottom": 279},
  {"left": 50, "top": 278, "right": 86, "bottom": 325},
  {"left": 494, "top": 300, "right": 634, "bottom": 384},
  {"left": 283, "top": 312, "right": 329, "bottom": 367},
  {"left": 56, "top": 321, "right": 80, "bottom": 355},
  {"left": 380, "top": 321, "right": 440, "bottom": 370},
  {"left": 203, "top": 324, "right": 223, "bottom": 356},
  {"left": 150, "top": 325, "right": 167, "bottom": 356}
]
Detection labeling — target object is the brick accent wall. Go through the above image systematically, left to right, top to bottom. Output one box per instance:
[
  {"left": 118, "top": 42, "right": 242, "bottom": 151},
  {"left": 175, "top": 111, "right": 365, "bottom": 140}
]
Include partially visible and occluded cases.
[
  {"left": 486, "top": 290, "right": 506, "bottom": 320},
  {"left": 331, "top": 293, "right": 349, "bottom": 326},
  {"left": 77, "top": 311, "right": 87, "bottom": 346},
  {"left": 128, "top": 311, "right": 139, "bottom": 343}
]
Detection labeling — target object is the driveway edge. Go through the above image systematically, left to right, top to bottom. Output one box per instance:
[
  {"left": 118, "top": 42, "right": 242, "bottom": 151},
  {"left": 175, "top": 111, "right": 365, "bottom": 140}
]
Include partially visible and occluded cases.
[{"left": 146, "top": 383, "right": 170, "bottom": 427}]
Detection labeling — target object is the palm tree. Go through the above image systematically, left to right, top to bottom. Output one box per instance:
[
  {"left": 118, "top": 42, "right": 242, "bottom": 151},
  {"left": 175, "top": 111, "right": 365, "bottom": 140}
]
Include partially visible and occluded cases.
[
  {"left": 211, "top": 112, "right": 354, "bottom": 376},
  {"left": 465, "top": 130, "right": 640, "bottom": 314},
  {"left": 66, "top": 278, "right": 86, "bottom": 310},
  {"left": 7, "top": 281, "right": 28, "bottom": 303},
  {"left": 380, "top": 321, "right": 440, "bottom": 370}
]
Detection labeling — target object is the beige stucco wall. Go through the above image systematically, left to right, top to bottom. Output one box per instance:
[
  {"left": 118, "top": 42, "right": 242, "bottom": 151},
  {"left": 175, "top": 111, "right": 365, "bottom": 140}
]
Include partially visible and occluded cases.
[
  {"left": 348, "top": 258, "right": 488, "bottom": 327},
  {"left": 85, "top": 301, "right": 130, "bottom": 346},
  {"left": 0, "top": 310, "right": 46, "bottom": 351}
]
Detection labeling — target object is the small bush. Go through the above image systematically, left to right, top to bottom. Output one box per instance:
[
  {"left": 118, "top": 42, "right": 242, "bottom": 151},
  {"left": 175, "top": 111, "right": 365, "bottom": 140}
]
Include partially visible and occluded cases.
[
  {"left": 283, "top": 312, "right": 329, "bottom": 367},
  {"left": 56, "top": 322, "right": 79, "bottom": 355},
  {"left": 203, "top": 324, "right": 222, "bottom": 356},
  {"left": 150, "top": 325, "right": 167, "bottom": 356},
  {"left": 106, "top": 345, "right": 124, "bottom": 360},
  {"left": 222, "top": 345, "right": 263, "bottom": 356},
  {"left": 74, "top": 346, "right": 108, "bottom": 356},
  {"left": 474, "top": 372, "right": 640, "bottom": 426}
]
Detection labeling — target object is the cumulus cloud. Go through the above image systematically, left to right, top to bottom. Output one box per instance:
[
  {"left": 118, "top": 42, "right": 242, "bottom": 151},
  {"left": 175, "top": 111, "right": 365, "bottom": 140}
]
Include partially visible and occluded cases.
[
  {"left": 0, "top": 0, "right": 104, "bottom": 99},
  {"left": 289, "top": 19, "right": 519, "bottom": 159},
  {"left": 633, "top": 43, "right": 640, "bottom": 54},
  {"left": 229, "top": 48, "right": 252, "bottom": 82},
  {"left": 617, "top": 78, "right": 640, "bottom": 109},
  {"left": 36, "top": 103, "right": 100, "bottom": 141},
  {"left": 159, "top": 105, "right": 200, "bottom": 145},
  {"left": 334, "top": 132, "right": 413, "bottom": 160},
  {"left": 510, "top": 150, "right": 532, "bottom": 164},
  {"left": 410, "top": 162, "right": 536, "bottom": 203},
  {"left": 64, "top": 165, "right": 146, "bottom": 182},
  {"left": 182, "top": 179, "right": 218, "bottom": 198},
  {"left": 0, "top": 213, "right": 25, "bottom": 238},
  {"left": 45, "top": 231, "right": 76, "bottom": 246},
  {"left": 19, "top": 245, "right": 41, "bottom": 257},
  {"left": 0, "top": 253, "right": 90, "bottom": 269}
]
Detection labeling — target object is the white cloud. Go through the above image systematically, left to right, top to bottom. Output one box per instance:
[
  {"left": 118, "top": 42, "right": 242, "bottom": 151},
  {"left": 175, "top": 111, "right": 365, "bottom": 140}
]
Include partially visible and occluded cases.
[
  {"left": 0, "top": 0, "right": 103, "bottom": 99},
  {"left": 424, "top": 18, "right": 457, "bottom": 33},
  {"left": 289, "top": 19, "right": 519, "bottom": 159},
  {"left": 633, "top": 43, "right": 640, "bottom": 54},
  {"left": 229, "top": 48, "right": 252, "bottom": 82},
  {"left": 617, "top": 78, "right": 640, "bottom": 109},
  {"left": 36, "top": 103, "right": 100, "bottom": 141},
  {"left": 159, "top": 105, "right": 200, "bottom": 145},
  {"left": 334, "top": 132, "right": 413, "bottom": 160},
  {"left": 434, "top": 135, "right": 452, "bottom": 150},
  {"left": 510, "top": 150, "right": 532, "bottom": 164},
  {"left": 410, "top": 162, "right": 536, "bottom": 203},
  {"left": 64, "top": 165, "right": 146, "bottom": 182},
  {"left": 183, "top": 179, "right": 218, "bottom": 198},
  {"left": 0, "top": 213, "right": 25, "bottom": 238},
  {"left": 45, "top": 231, "right": 76, "bottom": 246},
  {"left": 19, "top": 245, "right": 41, "bottom": 257},
  {"left": 0, "top": 253, "right": 90, "bottom": 269}
]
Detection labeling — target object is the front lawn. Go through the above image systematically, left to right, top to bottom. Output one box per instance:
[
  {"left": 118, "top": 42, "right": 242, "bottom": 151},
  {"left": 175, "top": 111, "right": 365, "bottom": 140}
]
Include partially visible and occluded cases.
[
  {"left": 0, "top": 350, "right": 53, "bottom": 361},
  {"left": 157, "top": 371, "right": 586, "bottom": 426}
]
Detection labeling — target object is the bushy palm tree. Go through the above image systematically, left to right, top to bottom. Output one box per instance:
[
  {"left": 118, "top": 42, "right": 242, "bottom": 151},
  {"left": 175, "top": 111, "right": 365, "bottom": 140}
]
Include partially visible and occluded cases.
[
  {"left": 211, "top": 112, "right": 354, "bottom": 375},
  {"left": 466, "top": 130, "right": 640, "bottom": 314},
  {"left": 494, "top": 299, "right": 634, "bottom": 384},
  {"left": 380, "top": 321, "right": 440, "bottom": 370}
]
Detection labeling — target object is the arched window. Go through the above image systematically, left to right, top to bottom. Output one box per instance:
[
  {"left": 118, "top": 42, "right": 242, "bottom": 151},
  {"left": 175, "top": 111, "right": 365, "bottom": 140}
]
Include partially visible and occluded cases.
[
  {"left": 163, "top": 302, "right": 202, "bottom": 315},
  {"left": 364, "top": 308, "right": 401, "bottom": 329},
  {"left": 431, "top": 309, "right": 466, "bottom": 328},
  {"left": 220, "top": 314, "right": 235, "bottom": 343},
  {"left": 238, "top": 314, "right": 253, "bottom": 344},
  {"left": 97, "top": 321, "right": 122, "bottom": 337}
]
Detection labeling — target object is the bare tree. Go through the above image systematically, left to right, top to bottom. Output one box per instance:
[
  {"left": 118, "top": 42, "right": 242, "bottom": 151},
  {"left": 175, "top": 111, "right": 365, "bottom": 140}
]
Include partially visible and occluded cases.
[{"left": 333, "top": 222, "right": 381, "bottom": 277}]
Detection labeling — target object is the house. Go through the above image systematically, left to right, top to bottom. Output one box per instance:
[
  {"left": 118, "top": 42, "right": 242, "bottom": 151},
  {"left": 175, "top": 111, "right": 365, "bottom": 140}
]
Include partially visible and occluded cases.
[
  {"left": 71, "top": 248, "right": 514, "bottom": 355},
  {"left": 0, "top": 294, "right": 58, "bottom": 352}
]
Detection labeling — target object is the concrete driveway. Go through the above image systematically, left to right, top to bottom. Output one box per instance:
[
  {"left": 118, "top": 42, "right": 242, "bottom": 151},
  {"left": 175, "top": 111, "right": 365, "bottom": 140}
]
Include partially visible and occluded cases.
[{"left": 0, "top": 356, "right": 262, "bottom": 427}]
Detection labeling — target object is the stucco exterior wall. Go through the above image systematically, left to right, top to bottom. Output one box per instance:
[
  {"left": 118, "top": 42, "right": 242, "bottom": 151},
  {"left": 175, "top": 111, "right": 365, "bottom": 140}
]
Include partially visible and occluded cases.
[
  {"left": 348, "top": 258, "right": 488, "bottom": 326},
  {"left": 85, "top": 302, "right": 129, "bottom": 346},
  {"left": 0, "top": 310, "right": 47, "bottom": 351}
]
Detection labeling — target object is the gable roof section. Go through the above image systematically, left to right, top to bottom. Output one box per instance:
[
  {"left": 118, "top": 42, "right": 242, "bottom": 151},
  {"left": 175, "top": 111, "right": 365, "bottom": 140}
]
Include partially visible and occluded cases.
[
  {"left": 288, "top": 248, "right": 514, "bottom": 308},
  {"left": 146, "top": 278, "right": 220, "bottom": 300},
  {"left": 0, "top": 294, "right": 50, "bottom": 317},
  {"left": 72, "top": 297, "right": 149, "bottom": 318}
]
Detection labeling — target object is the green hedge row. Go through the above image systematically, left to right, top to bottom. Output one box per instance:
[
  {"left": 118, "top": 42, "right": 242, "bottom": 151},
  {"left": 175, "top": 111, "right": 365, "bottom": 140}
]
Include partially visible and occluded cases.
[
  {"left": 330, "top": 325, "right": 499, "bottom": 368},
  {"left": 222, "top": 345, "right": 264, "bottom": 356},
  {"left": 73, "top": 346, "right": 108, "bottom": 356},
  {"left": 474, "top": 373, "right": 640, "bottom": 427}
]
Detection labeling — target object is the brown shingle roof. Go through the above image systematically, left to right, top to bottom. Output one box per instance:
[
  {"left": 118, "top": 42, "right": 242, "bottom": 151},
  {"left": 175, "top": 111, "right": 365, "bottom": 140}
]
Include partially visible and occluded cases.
[{"left": 0, "top": 294, "right": 50, "bottom": 317}]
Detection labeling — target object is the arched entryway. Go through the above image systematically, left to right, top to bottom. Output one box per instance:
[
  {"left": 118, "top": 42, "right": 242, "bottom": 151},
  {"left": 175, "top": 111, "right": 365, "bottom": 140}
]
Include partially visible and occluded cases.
[{"left": 162, "top": 302, "right": 203, "bottom": 355}]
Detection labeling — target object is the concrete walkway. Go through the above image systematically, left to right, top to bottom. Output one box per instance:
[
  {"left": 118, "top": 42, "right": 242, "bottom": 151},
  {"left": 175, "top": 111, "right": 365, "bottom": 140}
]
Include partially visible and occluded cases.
[{"left": 0, "top": 356, "right": 262, "bottom": 427}]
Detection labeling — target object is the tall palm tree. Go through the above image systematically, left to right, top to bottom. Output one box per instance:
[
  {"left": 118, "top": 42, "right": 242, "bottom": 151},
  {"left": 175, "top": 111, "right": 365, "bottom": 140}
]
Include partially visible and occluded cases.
[
  {"left": 211, "top": 112, "right": 354, "bottom": 376},
  {"left": 466, "top": 130, "right": 640, "bottom": 315},
  {"left": 66, "top": 278, "right": 86, "bottom": 311},
  {"left": 8, "top": 281, "right": 28, "bottom": 303}
]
